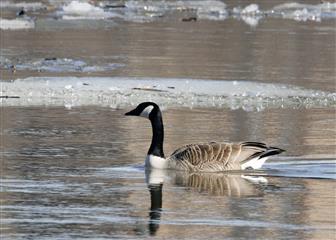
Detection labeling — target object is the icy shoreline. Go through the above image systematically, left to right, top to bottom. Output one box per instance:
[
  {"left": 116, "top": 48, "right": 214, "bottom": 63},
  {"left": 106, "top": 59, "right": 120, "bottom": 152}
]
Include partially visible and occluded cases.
[{"left": 1, "top": 77, "right": 335, "bottom": 110}]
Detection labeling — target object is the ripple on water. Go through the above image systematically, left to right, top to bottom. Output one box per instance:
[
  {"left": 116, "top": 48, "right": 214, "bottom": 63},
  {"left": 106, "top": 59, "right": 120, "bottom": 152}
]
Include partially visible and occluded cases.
[
  {"left": 1, "top": 106, "right": 335, "bottom": 239},
  {"left": 265, "top": 158, "right": 336, "bottom": 179},
  {"left": 2, "top": 159, "right": 335, "bottom": 239}
]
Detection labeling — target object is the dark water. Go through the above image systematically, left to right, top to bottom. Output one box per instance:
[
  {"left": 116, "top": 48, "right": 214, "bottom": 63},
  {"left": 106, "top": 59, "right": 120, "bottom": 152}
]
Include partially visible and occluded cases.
[{"left": 1, "top": 107, "right": 335, "bottom": 239}]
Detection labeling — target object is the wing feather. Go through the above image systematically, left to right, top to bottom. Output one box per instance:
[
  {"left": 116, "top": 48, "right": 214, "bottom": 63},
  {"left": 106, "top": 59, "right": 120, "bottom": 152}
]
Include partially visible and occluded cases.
[{"left": 168, "top": 141, "right": 284, "bottom": 171}]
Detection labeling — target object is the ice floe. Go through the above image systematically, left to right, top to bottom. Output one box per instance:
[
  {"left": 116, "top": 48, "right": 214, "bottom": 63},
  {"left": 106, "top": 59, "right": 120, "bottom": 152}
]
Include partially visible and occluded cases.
[
  {"left": 1, "top": 0, "right": 335, "bottom": 27},
  {"left": 55, "top": 0, "right": 336, "bottom": 24},
  {"left": 57, "top": 0, "right": 227, "bottom": 22},
  {"left": 58, "top": 0, "right": 118, "bottom": 20},
  {"left": 123, "top": 0, "right": 228, "bottom": 22},
  {"left": 125, "top": 0, "right": 227, "bottom": 15},
  {"left": 0, "top": 1, "right": 46, "bottom": 10},
  {"left": 119, "top": 1, "right": 336, "bottom": 24},
  {"left": 231, "top": 2, "right": 336, "bottom": 26},
  {"left": 270, "top": 2, "right": 336, "bottom": 21},
  {"left": 232, "top": 4, "right": 263, "bottom": 27},
  {"left": 241, "top": 4, "right": 260, "bottom": 16},
  {"left": 0, "top": 18, "right": 35, "bottom": 30},
  {"left": 1, "top": 58, "right": 125, "bottom": 73},
  {"left": 1, "top": 77, "right": 335, "bottom": 110}
]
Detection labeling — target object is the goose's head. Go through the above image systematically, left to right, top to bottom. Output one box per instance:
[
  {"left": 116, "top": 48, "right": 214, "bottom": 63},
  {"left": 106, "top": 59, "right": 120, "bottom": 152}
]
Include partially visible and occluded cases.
[{"left": 125, "top": 102, "right": 160, "bottom": 119}]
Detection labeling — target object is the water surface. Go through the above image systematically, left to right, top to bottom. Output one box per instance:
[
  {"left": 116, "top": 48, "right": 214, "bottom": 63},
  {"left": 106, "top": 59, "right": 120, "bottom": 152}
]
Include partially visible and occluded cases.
[{"left": 1, "top": 107, "right": 335, "bottom": 239}]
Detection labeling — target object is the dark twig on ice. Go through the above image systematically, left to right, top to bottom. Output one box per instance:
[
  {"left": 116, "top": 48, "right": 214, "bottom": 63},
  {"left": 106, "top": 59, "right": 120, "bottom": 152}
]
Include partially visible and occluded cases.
[
  {"left": 182, "top": 17, "right": 197, "bottom": 22},
  {"left": 132, "top": 87, "right": 168, "bottom": 93},
  {"left": 0, "top": 96, "right": 20, "bottom": 99}
]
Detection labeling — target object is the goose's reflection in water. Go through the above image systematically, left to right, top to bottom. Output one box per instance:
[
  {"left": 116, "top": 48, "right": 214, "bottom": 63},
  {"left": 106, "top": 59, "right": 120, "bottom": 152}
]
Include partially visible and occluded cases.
[
  {"left": 145, "top": 169, "right": 268, "bottom": 236},
  {"left": 146, "top": 169, "right": 164, "bottom": 236},
  {"left": 174, "top": 172, "right": 267, "bottom": 197},
  {"left": 147, "top": 184, "right": 163, "bottom": 236}
]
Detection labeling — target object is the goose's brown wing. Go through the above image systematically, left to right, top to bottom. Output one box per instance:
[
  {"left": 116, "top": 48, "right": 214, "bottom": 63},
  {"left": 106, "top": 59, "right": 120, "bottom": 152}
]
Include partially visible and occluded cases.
[{"left": 168, "top": 142, "right": 284, "bottom": 171}]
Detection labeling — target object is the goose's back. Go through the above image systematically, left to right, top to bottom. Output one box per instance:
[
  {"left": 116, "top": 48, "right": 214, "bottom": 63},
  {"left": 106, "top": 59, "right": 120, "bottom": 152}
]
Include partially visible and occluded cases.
[{"left": 167, "top": 142, "right": 281, "bottom": 171}]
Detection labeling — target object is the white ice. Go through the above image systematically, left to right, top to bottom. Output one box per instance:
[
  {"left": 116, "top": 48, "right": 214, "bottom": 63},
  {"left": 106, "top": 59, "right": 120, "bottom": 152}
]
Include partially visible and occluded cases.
[
  {"left": 48, "top": 0, "right": 336, "bottom": 24},
  {"left": 125, "top": 0, "right": 227, "bottom": 14},
  {"left": 126, "top": 0, "right": 228, "bottom": 21},
  {"left": 0, "top": 1, "right": 45, "bottom": 10},
  {"left": 60, "top": 1, "right": 117, "bottom": 20},
  {"left": 270, "top": 2, "right": 336, "bottom": 22},
  {"left": 232, "top": 4, "right": 262, "bottom": 27},
  {"left": 241, "top": 4, "right": 260, "bottom": 15},
  {"left": 0, "top": 18, "right": 35, "bottom": 30},
  {"left": 12, "top": 58, "right": 124, "bottom": 73},
  {"left": 1, "top": 77, "right": 335, "bottom": 110}
]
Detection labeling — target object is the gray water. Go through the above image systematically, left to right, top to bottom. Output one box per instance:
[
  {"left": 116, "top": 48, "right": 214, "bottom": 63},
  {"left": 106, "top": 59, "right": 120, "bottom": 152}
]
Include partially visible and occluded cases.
[
  {"left": 1, "top": 0, "right": 336, "bottom": 239},
  {"left": 1, "top": 107, "right": 335, "bottom": 239}
]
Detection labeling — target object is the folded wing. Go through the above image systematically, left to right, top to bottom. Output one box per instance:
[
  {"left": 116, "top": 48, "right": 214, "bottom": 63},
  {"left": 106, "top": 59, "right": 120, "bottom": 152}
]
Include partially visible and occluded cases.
[{"left": 168, "top": 141, "right": 284, "bottom": 171}]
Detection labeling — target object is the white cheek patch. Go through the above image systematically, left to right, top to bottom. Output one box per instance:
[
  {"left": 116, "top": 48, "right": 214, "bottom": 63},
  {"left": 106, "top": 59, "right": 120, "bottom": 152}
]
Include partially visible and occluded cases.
[{"left": 140, "top": 105, "right": 154, "bottom": 118}]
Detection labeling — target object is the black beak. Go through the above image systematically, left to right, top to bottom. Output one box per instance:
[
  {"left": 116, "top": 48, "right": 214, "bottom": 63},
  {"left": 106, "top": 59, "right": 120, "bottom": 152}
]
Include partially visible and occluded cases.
[{"left": 125, "top": 109, "right": 137, "bottom": 116}]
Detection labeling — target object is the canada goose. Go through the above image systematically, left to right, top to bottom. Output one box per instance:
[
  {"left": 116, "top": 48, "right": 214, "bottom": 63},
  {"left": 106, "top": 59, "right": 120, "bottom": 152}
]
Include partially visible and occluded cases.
[{"left": 125, "top": 102, "right": 284, "bottom": 171}]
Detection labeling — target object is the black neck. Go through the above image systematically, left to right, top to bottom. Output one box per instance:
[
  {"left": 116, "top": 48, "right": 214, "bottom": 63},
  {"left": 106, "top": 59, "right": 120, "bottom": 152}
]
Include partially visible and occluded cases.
[{"left": 148, "top": 110, "right": 165, "bottom": 158}]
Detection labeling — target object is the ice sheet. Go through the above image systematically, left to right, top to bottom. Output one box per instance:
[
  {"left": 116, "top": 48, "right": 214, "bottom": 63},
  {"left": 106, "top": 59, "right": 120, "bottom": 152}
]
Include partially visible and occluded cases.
[
  {"left": 58, "top": 0, "right": 119, "bottom": 20},
  {"left": 125, "top": 0, "right": 227, "bottom": 15},
  {"left": 0, "top": 1, "right": 45, "bottom": 10},
  {"left": 55, "top": 1, "right": 336, "bottom": 25},
  {"left": 270, "top": 2, "right": 336, "bottom": 22},
  {"left": 232, "top": 4, "right": 263, "bottom": 27},
  {"left": 0, "top": 18, "right": 35, "bottom": 30},
  {"left": 11, "top": 58, "right": 125, "bottom": 73},
  {"left": 1, "top": 77, "right": 335, "bottom": 110}
]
